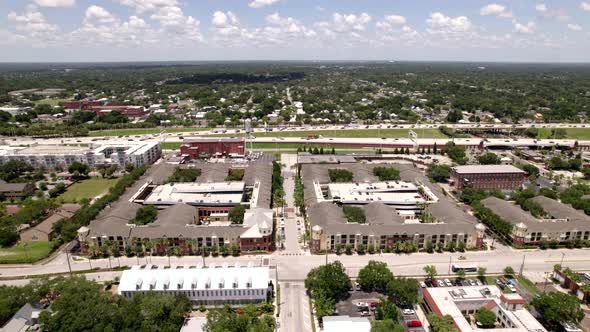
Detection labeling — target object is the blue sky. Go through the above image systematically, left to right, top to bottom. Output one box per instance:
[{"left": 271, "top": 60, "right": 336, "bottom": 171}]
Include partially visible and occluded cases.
[{"left": 0, "top": 0, "right": 589, "bottom": 62}]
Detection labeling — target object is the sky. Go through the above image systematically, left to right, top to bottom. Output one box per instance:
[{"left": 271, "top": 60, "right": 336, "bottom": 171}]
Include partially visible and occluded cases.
[{"left": 0, "top": 0, "right": 589, "bottom": 62}]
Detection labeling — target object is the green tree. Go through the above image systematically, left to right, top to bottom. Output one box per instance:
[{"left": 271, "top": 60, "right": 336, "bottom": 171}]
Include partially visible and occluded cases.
[
  {"left": 446, "top": 109, "right": 464, "bottom": 123},
  {"left": 478, "top": 152, "right": 500, "bottom": 165},
  {"left": 67, "top": 162, "right": 89, "bottom": 177},
  {"left": 427, "top": 164, "right": 451, "bottom": 183},
  {"left": 373, "top": 166, "right": 401, "bottom": 181},
  {"left": 228, "top": 205, "right": 246, "bottom": 224},
  {"left": 131, "top": 206, "right": 158, "bottom": 225},
  {"left": 343, "top": 206, "right": 366, "bottom": 224},
  {"left": 357, "top": 260, "right": 394, "bottom": 293},
  {"left": 305, "top": 261, "right": 351, "bottom": 301},
  {"left": 424, "top": 265, "right": 437, "bottom": 281},
  {"left": 503, "top": 266, "right": 515, "bottom": 277},
  {"left": 477, "top": 267, "right": 487, "bottom": 280},
  {"left": 455, "top": 269, "right": 466, "bottom": 280},
  {"left": 386, "top": 277, "right": 419, "bottom": 305},
  {"left": 313, "top": 290, "right": 335, "bottom": 322},
  {"left": 532, "top": 292, "right": 584, "bottom": 325},
  {"left": 375, "top": 299, "right": 399, "bottom": 321},
  {"left": 476, "top": 307, "right": 497, "bottom": 328},
  {"left": 428, "top": 313, "right": 459, "bottom": 332},
  {"left": 371, "top": 320, "right": 404, "bottom": 332}
]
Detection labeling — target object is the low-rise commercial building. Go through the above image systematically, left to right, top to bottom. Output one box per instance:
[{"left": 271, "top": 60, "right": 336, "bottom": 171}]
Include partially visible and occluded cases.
[
  {"left": 180, "top": 138, "right": 245, "bottom": 159},
  {"left": 0, "top": 141, "right": 161, "bottom": 169},
  {"left": 451, "top": 165, "right": 525, "bottom": 191},
  {"left": 480, "top": 196, "right": 590, "bottom": 246},
  {"left": 118, "top": 265, "right": 272, "bottom": 306},
  {"left": 423, "top": 285, "right": 546, "bottom": 332}
]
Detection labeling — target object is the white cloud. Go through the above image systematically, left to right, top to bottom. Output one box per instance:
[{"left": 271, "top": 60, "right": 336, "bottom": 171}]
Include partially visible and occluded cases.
[
  {"left": 34, "top": 0, "right": 75, "bottom": 8},
  {"left": 118, "top": 0, "right": 202, "bottom": 41},
  {"left": 248, "top": 0, "right": 280, "bottom": 9},
  {"left": 581, "top": 2, "right": 590, "bottom": 11},
  {"left": 535, "top": 3, "right": 547, "bottom": 12},
  {"left": 480, "top": 4, "right": 512, "bottom": 18},
  {"left": 8, "top": 5, "right": 58, "bottom": 35},
  {"left": 84, "top": 5, "right": 116, "bottom": 24},
  {"left": 427, "top": 12, "right": 473, "bottom": 33},
  {"left": 265, "top": 13, "right": 316, "bottom": 37},
  {"left": 315, "top": 13, "right": 372, "bottom": 34},
  {"left": 376, "top": 15, "right": 407, "bottom": 31},
  {"left": 513, "top": 21, "right": 536, "bottom": 34},
  {"left": 567, "top": 23, "right": 582, "bottom": 31}
]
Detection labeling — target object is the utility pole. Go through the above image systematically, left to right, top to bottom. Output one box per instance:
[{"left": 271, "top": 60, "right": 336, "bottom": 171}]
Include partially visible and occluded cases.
[
  {"left": 65, "top": 250, "right": 73, "bottom": 276},
  {"left": 560, "top": 252, "right": 565, "bottom": 267},
  {"left": 519, "top": 254, "right": 526, "bottom": 277},
  {"left": 448, "top": 256, "right": 452, "bottom": 275}
]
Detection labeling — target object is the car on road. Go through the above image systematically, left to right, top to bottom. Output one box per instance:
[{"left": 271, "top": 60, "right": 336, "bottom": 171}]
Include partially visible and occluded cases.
[
  {"left": 402, "top": 309, "right": 415, "bottom": 315},
  {"left": 407, "top": 320, "right": 423, "bottom": 328}
]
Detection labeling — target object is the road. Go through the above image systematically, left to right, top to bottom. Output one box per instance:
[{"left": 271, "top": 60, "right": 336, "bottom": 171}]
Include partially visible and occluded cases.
[
  {"left": 2, "top": 122, "right": 589, "bottom": 148},
  {"left": 280, "top": 154, "right": 304, "bottom": 253},
  {"left": 1, "top": 246, "right": 589, "bottom": 283},
  {"left": 279, "top": 282, "right": 312, "bottom": 332}
]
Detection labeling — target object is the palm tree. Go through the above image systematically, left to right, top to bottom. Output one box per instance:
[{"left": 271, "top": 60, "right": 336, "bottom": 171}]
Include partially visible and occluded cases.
[{"left": 424, "top": 265, "right": 437, "bottom": 281}]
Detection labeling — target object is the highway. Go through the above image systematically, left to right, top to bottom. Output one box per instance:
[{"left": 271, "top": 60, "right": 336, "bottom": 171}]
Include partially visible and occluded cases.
[{"left": 0, "top": 246, "right": 587, "bottom": 283}]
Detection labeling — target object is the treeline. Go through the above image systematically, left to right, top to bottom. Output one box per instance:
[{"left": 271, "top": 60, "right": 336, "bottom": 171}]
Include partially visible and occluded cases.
[
  {"left": 167, "top": 72, "right": 305, "bottom": 85},
  {"left": 0, "top": 276, "right": 191, "bottom": 331}
]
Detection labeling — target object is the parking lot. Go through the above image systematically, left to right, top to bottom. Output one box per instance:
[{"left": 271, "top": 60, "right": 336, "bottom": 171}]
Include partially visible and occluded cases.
[{"left": 335, "top": 290, "right": 383, "bottom": 318}]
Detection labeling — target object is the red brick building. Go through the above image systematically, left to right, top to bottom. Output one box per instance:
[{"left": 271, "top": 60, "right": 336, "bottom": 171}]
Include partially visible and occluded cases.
[
  {"left": 63, "top": 100, "right": 104, "bottom": 110},
  {"left": 86, "top": 105, "right": 146, "bottom": 117},
  {"left": 180, "top": 138, "right": 246, "bottom": 159},
  {"left": 451, "top": 165, "right": 525, "bottom": 191}
]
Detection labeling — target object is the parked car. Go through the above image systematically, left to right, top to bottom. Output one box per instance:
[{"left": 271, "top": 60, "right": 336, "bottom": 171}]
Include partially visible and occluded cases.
[
  {"left": 444, "top": 279, "right": 452, "bottom": 287},
  {"left": 469, "top": 279, "right": 477, "bottom": 286},
  {"left": 437, "top": 280, "right": 445, "bottom": 287},
  {"left": 419, "top": 281, "right": 427, "bottom": 288},
  {"left": 355, "top": 282, "right": 361, "bottom": 291},
  {"left": 507, "top": 284, "right": 517, "bottom": 293},
  {"left": 402, "top": 309, "right": 415, "bottom": 315},
  {"left": 407, "top": 320, "right": 423, "bottom": 328}
]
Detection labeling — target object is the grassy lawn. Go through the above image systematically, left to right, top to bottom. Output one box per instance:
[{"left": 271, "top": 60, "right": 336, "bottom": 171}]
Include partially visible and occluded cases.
[
  {"left": 33, "top": 98, "right": 68, "bottom": 106},
  {"left": 89, "top": 127, "right": 208, "bottom": 137},
  {"left": 211, "top": 128, "right": 448, "bottom": 139},
  {"left": 565, "top": 128, "right": 590, "bottom": 140},
  {"left": 161, "top": 142, "right": 182, "bottom": 150},
  {"left": 59, "top": 177, "right": 118, "bottom": 202},
  {"left": 0, "top": 241, "right": 55, "bottom": 264},
  {"left": 517, "top": 276, "right": 542, "bottom": 295}
]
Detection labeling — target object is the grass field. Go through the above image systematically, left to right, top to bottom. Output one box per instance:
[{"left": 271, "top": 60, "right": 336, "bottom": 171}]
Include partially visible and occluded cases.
[
  {"left": 32, "top": 98, "right": 68, "bottom": 106},
  {"left": 89, "top": 127, "right": 208, "bottom": 137},
  {"left": 211, "top": 128, "right": 448, "bottom": 139},
  {"left": 565, "top": 128, "right": 590, "bottom": 140},
  {"left": 161, "top": 142, "right": 182, "bottom": 150},
  {"left": 59, "top": 177, "right": 118, "bottom": 202},
  {"left": 0, "top": 241, "right": 55, "bottom": 264},
  {"left": 517, "top": 276, "right": 542, "bottom": 295}
]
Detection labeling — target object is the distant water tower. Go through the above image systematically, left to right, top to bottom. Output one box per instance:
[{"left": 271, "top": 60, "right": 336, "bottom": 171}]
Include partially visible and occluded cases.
[{"left": 244, "top": 119, "right": 252, "bottom": 134}]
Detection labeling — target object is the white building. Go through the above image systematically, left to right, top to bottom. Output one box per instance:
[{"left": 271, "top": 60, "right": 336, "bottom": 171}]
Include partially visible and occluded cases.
[
  {"left": 0, "top": 141, "right": 161, "bottom": 169},
  {"left": 142, "top": 181, "right": 245, "bottom": 207},
  {"left": 118, "top": 265, "right": 272, "bottom": 306},
  {"left": 423, "top": 285, "right": 546, "bottom": 332},
  {"left": 323, "top": 316, "right": 371, "bottom": 332}
]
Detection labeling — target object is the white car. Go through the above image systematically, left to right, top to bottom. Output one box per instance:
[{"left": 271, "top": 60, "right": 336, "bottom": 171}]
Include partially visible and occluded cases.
[
  {"left": 444, "top": 279, "right": 453, "bottom": 287},
  {"left": 437, "top": 280, "right": 445, "bottom": 287},
  {"left": 419, "top": 281, "right": 427, "bottom": 288},
  {"left": 507, "top": 285, "right": 517, "bottom": 292},
  {"left": 402, "top": 309, "right": 415, "bottom": 315}
]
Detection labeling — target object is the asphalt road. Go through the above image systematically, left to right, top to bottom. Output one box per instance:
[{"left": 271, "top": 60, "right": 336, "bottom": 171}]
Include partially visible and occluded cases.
[{"left": 279, "top": 282, "right": 312, "bottom": 332}]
